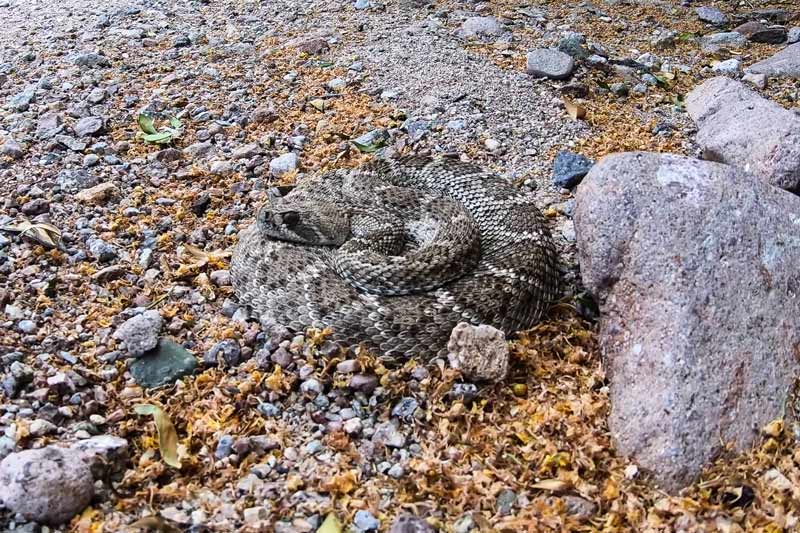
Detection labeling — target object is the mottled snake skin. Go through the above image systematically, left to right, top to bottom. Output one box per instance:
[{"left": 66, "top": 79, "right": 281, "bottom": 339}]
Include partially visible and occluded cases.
[{"left": 231, "top": 156, "right": 560, "bottom": 360}]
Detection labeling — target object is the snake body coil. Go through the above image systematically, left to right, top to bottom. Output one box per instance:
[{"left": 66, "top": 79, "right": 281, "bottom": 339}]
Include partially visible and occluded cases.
[{"left": 231, "top": 156, "right": 559, "bottom": 360}]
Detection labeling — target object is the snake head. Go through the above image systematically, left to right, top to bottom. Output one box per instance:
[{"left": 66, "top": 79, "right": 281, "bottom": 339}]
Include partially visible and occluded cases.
[{"left": 256, "top": 198, "right": 350, "bottom": 247}]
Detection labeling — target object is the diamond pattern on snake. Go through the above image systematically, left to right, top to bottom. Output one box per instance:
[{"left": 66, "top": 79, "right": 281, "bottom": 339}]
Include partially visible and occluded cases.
[{"left": 231, "top": 156, "right": 560, "bottom": 361}]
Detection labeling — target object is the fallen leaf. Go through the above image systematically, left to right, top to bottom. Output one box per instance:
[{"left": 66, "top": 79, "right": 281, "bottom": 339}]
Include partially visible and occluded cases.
[
  {"left": 563, "top": 97, "right": 586, "bottom": 120},
  {"left": 137, "top": 113, "right": 158, "bottom": 135},
  {"left": 0, "top": 219, "right": 63, "bottom": 249},
  {"left": 134, "top": 404, "right": 181, "bottom": 468},
  {"left": 531, "top": 479, "right": 572, "bottom": 493},
  {"left": 317, "top": 513, "right": 342, "bottom": 533}
]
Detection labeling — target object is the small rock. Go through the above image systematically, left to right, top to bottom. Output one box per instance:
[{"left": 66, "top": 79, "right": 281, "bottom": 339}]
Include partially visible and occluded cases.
[
  {"left": 695, "top": 6, "right": 727, "bottom": 26},
  {"left": 460, "top": 17, "right": 503, "bottom": 39},
  {"left": 734, "top": 21, "right": 786, "bottom": 44},
  {"left": 788, "top": 27, "right": 800, "bottom": 44},
  {"left": 557, "top": 32, "right": 589, "bottom": 59},
  {"left": 700, "top": 32, "right": 747, "bottom": 54},
  {"left": 747, "top": 42, "right": 800, "bottom": 79},
  {"left": 526, "top": 49, "right": 575, "bottom": 80},
  {"left": 70, "top": 52, "right": 109, "bottom": 68},
  {"left": 711, "top": 58, "right": 741, "bottom": 76},
  {"left": 745, "top": 72, "right": 769, "bottom": 89},
  {"left": 87, "top": 87, "right": 107, "bottom": 104},
  {"left": 36, "top": 112, "right": 63, "bottom": 140},
  {"left": 74, "top": 116, "right": 104, "bottom": 137},
  {"left": 484, "top": 138, "right": 500, "bottom": 152},
  {"left": 1, "top": 139, "right": 24, "bottom": 159},
  {"left": 232, "top": 143, "right": 260, "bottom": 160},
  {"left": 552, "top": 150, "right": 595, "bottom": 189},
  {"left": 269, "top": 152, "right": 298, "bottom": 177},
  {"left": 75, "top": 182, "right": 117, "bottom": 204},
  {"left": 113, "top": 310, "right": 162, "bottom": 357},
  {"left": 17, "top": 319, "right": 37, "bottom": 334},
  {"left": 447, "top": 323, "right": 508, "bottom": 383},
  {"left": 129, "top": 339, "right": 198, "bottom": 389},
  {"left": 204, "top": 339, "right": 242, "bottom": 367},
  {"left": 336, "top": 359, "right": 361, "bottom": 373},
  {"left": 349, "top": 373, "right": 379, "bottom": 394},
  {"left": 300, "top": 378, "right": 323, "bottom": 395},
  {"left": 391, "top": 397, "right": 419, "bottom": 420},
  {"left": 344, "top": 417, "right": 363, "bottom": 435},
  {"left": 30, "top": 418, "right": 57, "bottom": 436},
  {"left": 372, "top": 421, "right": 406, "bottom": 448},
  {"left": 215, "top": 435, "right": 234, "bottom": 459},
  {"left": 0, "top": 447, "right": 94, "bottom": 525},
  {"left": 496, "top": 489, "right": 516, "bottom": 515},
  {"left": 562, "top": 495, "right": 597, "bottom": 521},
  {"left": 354, "top": 510, "right": 380, "bottom": 531},
  {"left": 389, "top": 514, "right": 435, "bottom": 533}
]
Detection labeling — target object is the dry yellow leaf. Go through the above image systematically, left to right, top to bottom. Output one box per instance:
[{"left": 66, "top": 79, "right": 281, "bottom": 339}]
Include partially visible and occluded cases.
[
  {"left": 563, "top": 97, "right": 587, "bottom": 120},
  {"left": 134, "top": 404, "right": 182, "bottom": 468}
]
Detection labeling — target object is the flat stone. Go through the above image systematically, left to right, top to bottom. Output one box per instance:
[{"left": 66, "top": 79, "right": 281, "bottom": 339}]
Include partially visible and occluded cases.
[
  {"left": 695, "top": 6, "right": 727, "bottom": 26},
  {"left": 460, "top": 16, "right": 503, "bottom": 39},
  {"left": 734, "top": 21, "right": 787, "bottom": 44},
  {"left": 700, "top": 32, "right": 747, "bottom": 54},
  {"left": 747, "top": 42, "right": 800, "bottom": 79},
  {"left": 526, "top": 49, "right": 575, "bottom": 80},
  {"left": 711, "top": 58, "right": 741, "bottom": 76},
  {"left": 686, "top": 76, "right": 800, "bottom": 191},
  {"left": 74, "top": 116, "right": 104, "bottom": 137},
  {"left": 1, "top": 139, "right": 24, "bottom": 159},
  {"left": 552, "top": 150, "right": 595, "bottom": 189},
  {"left": 574, "top": 151, "right": 800, "bottom": 492},
  {"left": 269, "top": 152, "right": 298, "bottom": 177},
  {"left": 75, "top": 182, "right": 118, "bottom": 204},
  {"left": 113, "top": 310, "right": 162, "bottom": 357},
  {"left": 446, "top": 322, "right": 508, "bottom": 383},
  {"left": 129, "top": 339, "right": 198, "bottom": 388},
  {"left": 0, "top": 446, "right": 94, "bottom": 525},
  {"left": 389, "top": 514, "right": 435, "bottom": 533}
]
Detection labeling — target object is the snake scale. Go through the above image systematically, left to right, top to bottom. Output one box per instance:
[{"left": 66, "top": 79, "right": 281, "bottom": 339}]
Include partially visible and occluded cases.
[{"left": 231, "top": 156, "right": 560, "bottom": 360}]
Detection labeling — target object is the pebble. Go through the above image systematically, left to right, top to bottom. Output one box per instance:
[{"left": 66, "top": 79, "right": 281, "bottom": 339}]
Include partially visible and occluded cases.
[
  {"left": 695, "top": 6, "right": 727, "bottom": 26},
  {"left": 461, "top": 17, "right": 503, "bottom": 39},
  {"left": 526, "top": 49, "right": 575, "bottom": 80},
  {"left": 712, "top": 58, "right": 741, "bottom": 76},
  {"left": 74, "top": 116, "right": 104, "bottom": 137},
  {"left": 1, "top": 139, "right": 24, "bottom": 159},
  {"left": 552, "top": 150, "right": 595, "bottom": 189},
  {"left": 269, "top": 152, "right": 298, "bottom": 177},
  {"left": 112, "top": 310, "right": 162, "bottom": 357},
  {"left": 17, "top": 319, "right": 37, "bottom": 334},
  {"left": 129, "top": 339, "right": 198, "bottom": 388},
  {"left": 204, "top": 339, "right": 242, "bottom": 367},
  {"left": 349, "top": 373, "right": 379, "bottom": 394},
  {"left": 391, "top": 397, "right": 419, "bottom": 419},
  {"left": 215, "top": 435, "right": 234, "bottom": 459},
  {"left": 0, "top": 447, "right": 94, "bottom": 525},
  {"left": 354, "top": 510, "right": 380, "bottom": 531}
]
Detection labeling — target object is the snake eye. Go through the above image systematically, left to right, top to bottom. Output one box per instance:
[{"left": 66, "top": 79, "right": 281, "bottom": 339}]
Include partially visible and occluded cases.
[{"left": 280, "top": 211, "right": 300, "bottom": 227}]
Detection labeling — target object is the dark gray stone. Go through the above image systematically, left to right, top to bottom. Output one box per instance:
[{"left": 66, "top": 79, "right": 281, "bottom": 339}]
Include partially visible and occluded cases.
[
  {"left": 552, "top": 150, "right": 595, "bottom": 189},
  {"left": 129, "top": 339, "right": 198, "bottom": 388}
]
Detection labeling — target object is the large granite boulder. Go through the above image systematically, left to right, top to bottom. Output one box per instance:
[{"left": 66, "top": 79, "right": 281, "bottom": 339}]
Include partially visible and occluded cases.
[
  {"left": 687, "top": 76, "right": 800, "bottom": 192},
  {"left": 575, "top": 152, "right": 800, "bottom": 492}
]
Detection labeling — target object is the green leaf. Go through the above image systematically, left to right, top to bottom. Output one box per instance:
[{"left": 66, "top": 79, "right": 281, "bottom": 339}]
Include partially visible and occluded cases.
[
  {"left": 677, "top": 32, "right": 696, "bottom": 42},
  {"left": 137, "top": 113, "right": 158, "bottom": 135},
  {"left": 169, "top": 116, "right": 183, "bottom": 129},
  {"left": 142, "top": 131, "right": 174, "bottom": 144},
  {"left": 134, "top": 403, "right": 181, "bottom": 468},
  {"left": 316, "top": 514, "right": 342, "bottom": 533}
]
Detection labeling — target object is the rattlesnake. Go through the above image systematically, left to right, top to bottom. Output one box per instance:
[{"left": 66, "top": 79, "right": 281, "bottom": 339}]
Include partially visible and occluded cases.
[{"left": 231, "top": 156, "right": 560, "bottom": 360}]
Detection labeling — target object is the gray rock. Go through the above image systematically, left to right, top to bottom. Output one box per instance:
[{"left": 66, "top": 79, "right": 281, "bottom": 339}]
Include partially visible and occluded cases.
[
  {"left": 695, "top": 6, "right": 727, "bottom": 26},
  {"left": 461, "top": 17, "right": 503, "bottom": 39},
  {"left": 733, "top": 21, "right": 787, "bottom": 44},
  {"left": 788, "top": 27, "right": 800, "bottom": 44},
  {"left": 557, "top": 32, "right": 589, "bottom": 59},
  {"left": 700, "top": 32, "right": 747, "bottom": 54},
  {"left": 747, "top": 42, "right": 800, "bottom": 79},
  {"left": 526, "top": 49, "right": 575, "bottom": 80},
  {"left": 70, "top": 52, "right": 109, "bottom": 68},
  {"left": 711, "top": 58, "right": 741, "bottom": 76},
  {"left": 742, "top": 72, "right": 767, "bottom": 89},
  {"left": 686, "top": 76, "right": 800, "bottom": 191},
  {"left": 8, "top": 86, "right": 35, "bottom": 111},
  {"left": 87, "top": 87, "right": 107, "bottom": 104},
  {"left": 36, "top": 112, "right": 63, "bottom": 140},
  {"left": 74, "top": 116, "right": 104, "bottom": 137},
  {"left": 56, "top": 135, "right": 87, "bottom": 152},
  {"left": 1, "top": 139, "right": 24, "bottom": 159},
  {"left": 184, "top": 141, "right": 216, "bottom": 159},
  {"left": 232, "top": 142, "right": 260, "bottom": 159},
  {"left": 552, "top": 150, "right": 595, "bottom": 189},
  {"left": 574, "top": 151, "right": 800, "bottom": 492},
  {"left": 269, "top": 152, "right": 298, "bottom": 177},
  {"left": 58, "top": 169, "right": 97, "bottom": 191},
  {"left": 87, "top": 238, "right": 118, "bottom": 262},
  {"left": 113, "top": 310, "right": 162, "bottom": 357},
  {"left": 17, "top": 319, "right": 37, "bottom": 334},
  {"left": 446, "top": 322, "right": 508, "bottom": 383},
  {"left": 129, "top": 339, "right": 198, "bottom": 388},
  {"left": 204, "top": 339, "right": 242, "bottom": 367},
  {"left": 349, "top": 373, "right": 379, "bottom": 394},
  {"left": 391, "top": 397, "right": 419, "bottom": 420},
  {"left": 372, "top": 421, "right": 406, "bottom": 448},
  {"left": 215, "top": 435, "right": 234, "bottom": 459},
  {"left": 0, "top": 446, "right": 94, "bottom": 525},
  {"left": 496, "top": 489, "right": 516, "bottom": 515},
  {"left": 354, "top": 510, "right": 380, "bottom": 531},
  {"left": 389, "top": 514, "right": 435, "bottom": 533}
]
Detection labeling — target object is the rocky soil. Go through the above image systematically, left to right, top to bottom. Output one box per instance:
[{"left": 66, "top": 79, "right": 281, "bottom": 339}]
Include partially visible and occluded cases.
[{"left": 1, "top": 0, "right": 799, "bottom": 532}]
